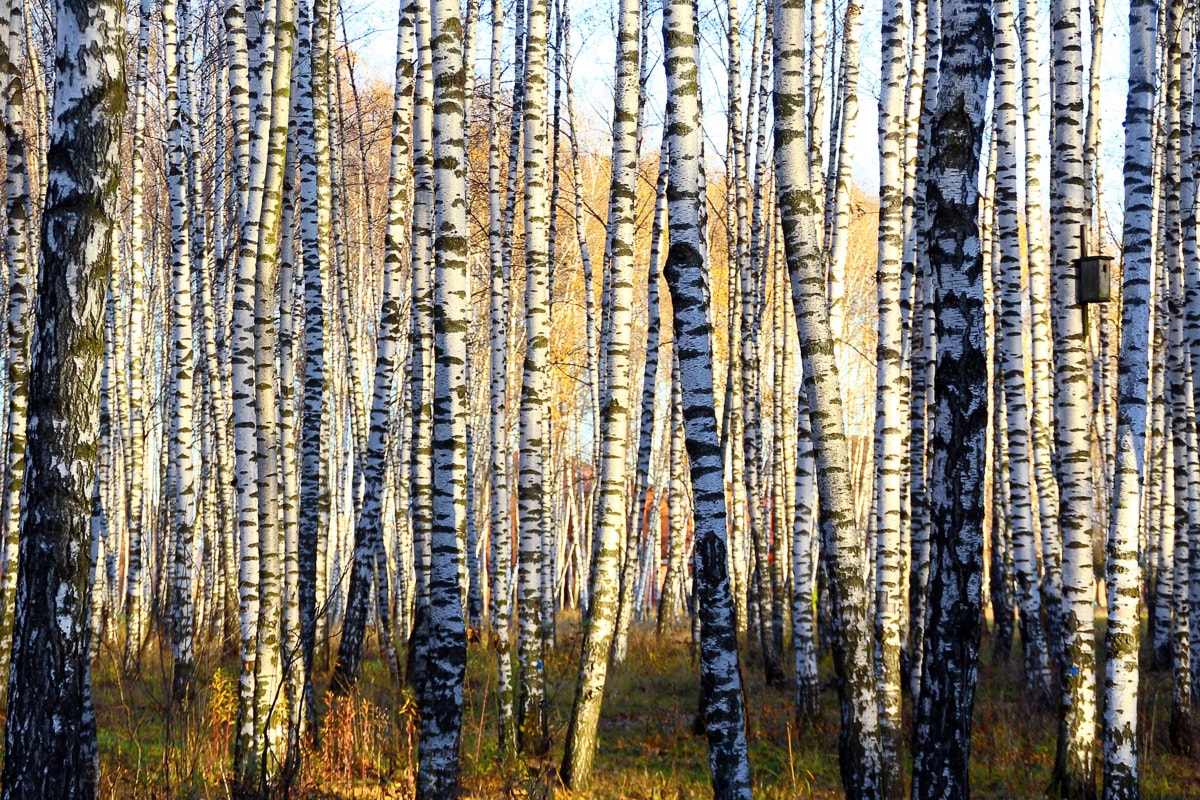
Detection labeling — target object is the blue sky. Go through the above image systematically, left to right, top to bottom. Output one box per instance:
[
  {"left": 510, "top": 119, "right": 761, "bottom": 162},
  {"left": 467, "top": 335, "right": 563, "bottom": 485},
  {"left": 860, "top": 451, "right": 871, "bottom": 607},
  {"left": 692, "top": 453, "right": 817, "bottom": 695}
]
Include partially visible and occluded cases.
[{"left": 344, "top": 0, "right": 1134, "bottom": 239}]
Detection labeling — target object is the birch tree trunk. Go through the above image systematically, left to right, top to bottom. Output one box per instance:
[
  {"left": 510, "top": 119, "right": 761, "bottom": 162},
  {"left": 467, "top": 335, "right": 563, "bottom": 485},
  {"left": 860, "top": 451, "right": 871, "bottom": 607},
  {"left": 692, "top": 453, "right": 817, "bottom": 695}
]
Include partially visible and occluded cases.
[
  {"left": 0, "top": 0, "right": 123, "bottom": 791},
  {"left": 0, "top": 0, "right": 35, "bottom": 710},
  {"left": 121, "top": 0, "right": 152, "bottom": 674},
  {"left": 164, "top": 0, "right": 198, "bottom": 705},
  {"left": 229, "top": 0, "right": 265, "bottom": 773},
  {"left": 250, "top": 0, "right": 296, "bottom": 774},
  {"left": 297, "top": 0, "right": 332, "bottom": 698},
  {"left": 329, "top": 0, "right": 414, "bottom": 690},
  {"left": 405, "top": 0, "right": 435, "bottom": 697},
  {"left": 415, "top": 0, "right": 470, "bottom": 790},
  {"left": 486, "top": 0, "right": 517, "bottom": 752},
  {"left": 517, "top": 0, "right": 551, "bottom": 756},
  {"left": 559, "top": 0, "right": 640, "bottom": 783},
  {"left": 660, "top": 0, "right": 752, "bottom": 793},
  {"left": 774, "top": 0, "right": 883, "bottom": 795},
  {"left": 824, "top": 0, "right": 861, "bottom": 360},
  {"left": 873, "top": 0, "right": 907, "bottom": 786},
  {"left": 906, "top": 0, "right": 939, "bottom": 697},
  {"left": 909, "top": 0, "right": 992, "bottom": 797},
  {"left": 993, "top": 0, "right": 1053, "bottom": 707},
  {"left": 1020, "top": 0, "right": 1064, "bottom": 666},
  {"left": 1049, "top": 0, "right": 1099, "bottom": 790},
  {"left": 1164, "top": 1, "right": 1193, "bottom": 755},
  {"left": 1102, "top": 2, "right": 1157, "bottom": 794},
  {"left": 613, "top": 141, "right": 668, "bottom": 667},
  {"left": 793, "top": 385, "right": 819, "bottom": 723}
]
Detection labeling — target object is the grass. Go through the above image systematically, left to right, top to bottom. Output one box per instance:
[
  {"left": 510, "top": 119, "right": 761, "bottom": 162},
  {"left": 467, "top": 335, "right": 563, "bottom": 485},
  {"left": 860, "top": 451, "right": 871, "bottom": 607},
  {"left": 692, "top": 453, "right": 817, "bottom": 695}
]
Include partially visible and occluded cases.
[{"left": 62, "top": 613, "right": 1200, "bottom": 797}]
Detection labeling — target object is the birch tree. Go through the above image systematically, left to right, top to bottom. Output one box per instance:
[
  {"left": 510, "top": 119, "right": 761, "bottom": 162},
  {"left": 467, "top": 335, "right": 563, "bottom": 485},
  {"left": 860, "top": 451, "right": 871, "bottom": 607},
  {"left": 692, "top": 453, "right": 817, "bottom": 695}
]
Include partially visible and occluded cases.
[
  {"left": 0, "top": 0, "right": 123, "bottom": 792},
  {"left": 0, "top": 0, "right": 35, "bottom": 710},
  {"left": 121, "top": 0, "right": 152, "bottom": 674},
  {"left": 164, "top": 0, "right": 198, "bottom": 704},
  {"left": 297, "top": 0, "right": 332, "bottom": 701},
  {"left": 329, "top": 0, "right": 415, "bottom": 691},
  {"left": 414, "top": 0, "right": 470, "bottom": 790},
  {"left": 486, "top": 0, "right": 516, "bottom": 752},
  {"left": 517, "top": 0, "right": 551, "bottom": 755},
  {"left": 559, "top": 0, "right": 640, "bottom": 784},
  {"left": 660, "top": 0, "right": 752, "bottom": 793},
  {"left": 774, "top": 0, "right": 883, "bottom": 795},
  {"left": 873, "top": 0, "right": 908, "bottom": 785},
  {"left": 908, "top": 0, "right": 992, "bottom": 795},
  {"left": 993, "top": 0, "right": 1052, "bottom": 706},
  {"left": 1020, "top": 0, "right": 1063, "bottom": 664},
  {"left": 1049, "top": 0, "right": 1099, "bottom": 789},
  {"left": 1164, "top": 0, "right": 1193, "bottom": 755},
  {"left": 613, "top": 140, "right": 668, "bottom": 667}
]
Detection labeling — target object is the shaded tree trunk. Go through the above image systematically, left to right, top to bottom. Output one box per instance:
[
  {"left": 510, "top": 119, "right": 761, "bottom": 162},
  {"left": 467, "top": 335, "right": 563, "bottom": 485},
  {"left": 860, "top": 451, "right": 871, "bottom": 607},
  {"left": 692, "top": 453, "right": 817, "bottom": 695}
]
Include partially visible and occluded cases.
[
  {"left": 0, "top": 0, "right": 124, "bottom": 792},
  {"left": 908, "top": 0, "right": 993, "bottom": 796}
]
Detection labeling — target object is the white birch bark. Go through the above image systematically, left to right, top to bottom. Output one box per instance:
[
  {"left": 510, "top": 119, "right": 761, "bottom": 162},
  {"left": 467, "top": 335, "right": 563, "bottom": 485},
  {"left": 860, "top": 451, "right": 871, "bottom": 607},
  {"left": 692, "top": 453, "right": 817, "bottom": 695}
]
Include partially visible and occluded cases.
[
  {"left": 0, "top": 0, "right": 122, "bottom": 789},
  {"left": 0, "top": 0, "right": 34, "bottom": 709},
  {"left": 164, "top": 0, "right": 198, "bottom": 704},
  {"left": 415, "top": 0, "right": 470, "bottom": 789},
  {"left": 486, "top": 0, "right": 516, "bottom": 752},
  {"left": 517, "top": 0, "right": 550, "bottom": 755},
  {"left": 559, "top": 0, "right": 640, "bottom": 782},
  {"left": 659, "top": 0, "right": 753, "bottom": 792},
  {"left": 774, "top": 0, "right": 883, "bottom": 794},
  {"left": 873, "top": 0, "right": 907, "bottom": 786},
  {"left": 907, "top": 0, "right": 992, "bottom": 795},
  {"left": 994, "top": 0, "right": 1053, "bottom": 706},
  {"left": 1020, "top": 0, "right": 1064, "bottom": 663},
  {"left": 1049, "top": 0, "right": 1099, "bottom": 790},
  {"left": 1103, "top": 0, "right": 1157, "bottom": 795}
]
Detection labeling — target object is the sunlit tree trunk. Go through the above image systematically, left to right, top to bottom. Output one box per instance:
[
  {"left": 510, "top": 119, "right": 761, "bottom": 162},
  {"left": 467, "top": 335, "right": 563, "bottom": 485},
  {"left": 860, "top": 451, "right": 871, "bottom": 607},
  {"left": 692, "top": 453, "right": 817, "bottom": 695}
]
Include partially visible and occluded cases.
[
  {"left": 0, "top": 0, "right": 34, "bottom": 710},
  {"left": 120, "top": 0, "right": 152, "bottom": 675},
  {"left": 164, "top": 0, "right": 198, "bottom": 705},
  {"left": 229, "top": 0, "right": 265, "bottom": 773},
  {"left": 250, "top": 0, "right": 296, "bottom": 775},
  {"left": 297, "top": 0, "right": 332, "bottom": 701},
  {"left": 329, "top": 0, "right": 414, "bottom": 690},
  {"left": 405, "top": 0, "right": 436, "bottom": 697},
  {"left": 414, "top": 0, "right": 470, "bottom": 789},
  {"left": 485, "top": 0, "right": 517, "bottom": 752},
  {"left": 517, "top": 0, "right": 551, "bottom": 756},
  {"left": 559, "top": 0, "right": 640, "bottom": 782},
  {"left": 723, "top": 0, "right": 750, "bottom": 645},
  {"left": 775, "top": 0, "right": 883, "bottom": 795},
  {"left": 824, "top": 0, "right": 860, "bottom": 362},
  {"left": 873, "top": 0, "right": 907, "bottom": 786},
  {"left": 905, "top": 0, "right": 938, "bottom": 697},
  {"left": 993, "top": 0, "right": 1053, "bottom": 706},
  {"left": 1020, "top": 0, "right": 1064, "bottom": 665},
  {"left": 1049, "top": 0, "right": 1099, "bottom": 790},
  {"left": 1103, "top": 0, "right": 1155, "bottom": 749},
  {"left": 1164, "top": 1, "right": 1193, "bottom": 755},
  {"left": 277, "top": 127, "right": 305, "bottom": 749},
  {"left": 613, "top": 141, "right": 667, "bottom": 667},
  {"left": 659, "top": 366, "right": 687, "bottom": 630},
  {"left": 793, "top": 386, "right": 818, "bottom": 723}
]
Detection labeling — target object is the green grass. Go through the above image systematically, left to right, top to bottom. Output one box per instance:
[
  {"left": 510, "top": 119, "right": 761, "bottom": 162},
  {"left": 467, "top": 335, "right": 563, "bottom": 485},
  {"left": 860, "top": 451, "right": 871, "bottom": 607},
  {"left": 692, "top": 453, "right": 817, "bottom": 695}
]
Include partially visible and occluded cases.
[{"left": 67, "top": 614, "right": 1200, "bottom": 797}]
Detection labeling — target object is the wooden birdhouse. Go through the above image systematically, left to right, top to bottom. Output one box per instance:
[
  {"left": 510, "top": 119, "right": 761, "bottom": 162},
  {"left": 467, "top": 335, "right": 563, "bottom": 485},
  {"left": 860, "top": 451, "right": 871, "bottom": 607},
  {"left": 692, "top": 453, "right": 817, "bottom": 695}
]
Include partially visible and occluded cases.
[
  {"left": 1074, "top": 224, "right": 1112, "bottom": 305},
  {"left": 1076, "top": 253, "right": 1112, "bottom": 304}
]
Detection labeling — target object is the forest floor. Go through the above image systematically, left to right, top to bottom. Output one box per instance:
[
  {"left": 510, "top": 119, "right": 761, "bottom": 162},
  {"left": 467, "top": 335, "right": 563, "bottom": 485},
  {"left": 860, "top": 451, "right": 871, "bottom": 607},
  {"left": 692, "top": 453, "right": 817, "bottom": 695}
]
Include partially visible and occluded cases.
[{"left": 63, "top": 613, "right": 1200, "bottom": 798}]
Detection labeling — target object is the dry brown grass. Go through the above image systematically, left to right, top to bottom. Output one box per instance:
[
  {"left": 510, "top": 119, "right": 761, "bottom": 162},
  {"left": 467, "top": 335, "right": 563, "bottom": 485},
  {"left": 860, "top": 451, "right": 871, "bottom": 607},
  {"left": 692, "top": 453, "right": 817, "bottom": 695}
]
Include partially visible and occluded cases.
[{"left": 66, "top": 615, "right": 1200, "bottom": 798}]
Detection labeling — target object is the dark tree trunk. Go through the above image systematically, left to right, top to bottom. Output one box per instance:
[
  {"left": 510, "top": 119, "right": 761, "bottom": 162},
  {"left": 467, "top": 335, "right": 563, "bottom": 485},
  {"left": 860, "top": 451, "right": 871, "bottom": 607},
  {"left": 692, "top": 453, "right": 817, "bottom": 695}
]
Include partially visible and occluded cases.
[
  {"left": 1, "top": 0, "right": 125, "bottom": 796},
  {"left": 909, "top": 0, "right": 993, "bottom": 796}
]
